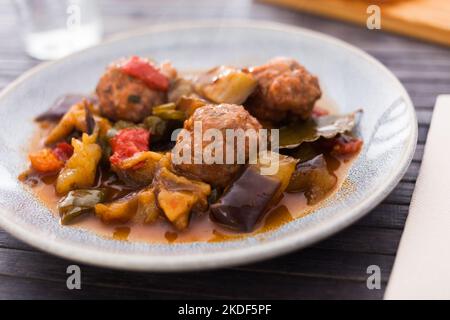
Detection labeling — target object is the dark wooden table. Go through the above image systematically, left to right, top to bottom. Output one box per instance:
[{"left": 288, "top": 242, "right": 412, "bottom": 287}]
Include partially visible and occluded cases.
[{"left": 0, "top": 0, "right": 449, "bottom": 300}]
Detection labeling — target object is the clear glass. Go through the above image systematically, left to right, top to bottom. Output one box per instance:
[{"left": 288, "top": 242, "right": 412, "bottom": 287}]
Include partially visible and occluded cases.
[{"left": 14, "top": 0, "right": 103, "bottom": 60}]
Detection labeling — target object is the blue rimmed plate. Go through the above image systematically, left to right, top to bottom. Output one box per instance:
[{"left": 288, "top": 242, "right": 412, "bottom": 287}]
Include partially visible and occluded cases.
[{"left": 0, "top": 21, "right": 417, "bottom": 271}]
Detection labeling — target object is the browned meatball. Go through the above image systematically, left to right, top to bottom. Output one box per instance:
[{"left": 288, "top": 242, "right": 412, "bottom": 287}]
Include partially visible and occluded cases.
[
  {"left": 246, "top": 57, "right": 322, "bottom": 123},
  {"left": 96, "top": 59, "right": 176, "bottom": 123},
  {"left": 172, "top": 104, "right": 262, "bottom": 188}
]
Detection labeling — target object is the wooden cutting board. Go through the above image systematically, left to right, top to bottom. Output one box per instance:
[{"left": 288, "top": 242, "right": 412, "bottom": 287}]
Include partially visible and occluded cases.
[{"left": 259, "top": 0, "right": 450, "bottom": 46}]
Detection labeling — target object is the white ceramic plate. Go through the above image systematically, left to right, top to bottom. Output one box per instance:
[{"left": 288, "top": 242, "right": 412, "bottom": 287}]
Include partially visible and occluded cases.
[{"left": 0, "top": 21, "right": 417, "bottom": 271}]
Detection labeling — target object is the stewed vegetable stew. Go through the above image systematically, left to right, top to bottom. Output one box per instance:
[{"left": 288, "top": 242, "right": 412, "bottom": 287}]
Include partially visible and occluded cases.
[{"left": 19, "top": 56, "right": 363, "bottom": 243}]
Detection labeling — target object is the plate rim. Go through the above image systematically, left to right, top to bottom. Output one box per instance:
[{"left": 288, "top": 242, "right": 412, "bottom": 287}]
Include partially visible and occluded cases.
[{"left": 0, "top": 20, "right": 417, "bottom": 271}]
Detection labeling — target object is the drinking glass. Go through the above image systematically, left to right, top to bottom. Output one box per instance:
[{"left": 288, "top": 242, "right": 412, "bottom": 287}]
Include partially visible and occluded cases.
[{"left": 14, "top": 0, "right": 103, "bottom": 60}]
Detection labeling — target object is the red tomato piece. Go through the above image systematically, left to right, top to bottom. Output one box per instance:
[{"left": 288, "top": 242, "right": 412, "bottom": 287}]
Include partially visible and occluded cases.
[
  {"left": 119, "top": 56, "right": 169, "bottom": 91},
  {"left": 312, "top": 105, "right": 330, "bottom": 117},
  {"left": 110, "top": 128, "right": 150, "bottom": 166},
  {"left": 327, "top": 135, "right": 363, "bottom": 156},
  {"left": 52, "top": 142, "right": 74, "bottom": 162},
  {"left": 29, "top": 149, "right": 64, "bottom": 173}
]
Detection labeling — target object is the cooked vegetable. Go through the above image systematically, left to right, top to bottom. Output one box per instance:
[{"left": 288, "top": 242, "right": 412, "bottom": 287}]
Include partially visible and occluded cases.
[
  {"left": 119, "top": 55, "right": 169, "bottom": 91},
  {"left": 195, "top": 66, "right": 257, "bottom": 104},
  {"left": 168, "top": 78, "right": 195, "bottom": 103},
  {"left": 36, "top": 94, "right": 97, "bottom": 122},
  {"left": 176, "top": 95, "right": 207, "bottom": 117},
  {"left": 45, "top": 100, "right": 111, "bottom": 145},
  {"left": 45, "top": 101, "right": 90, "bottom": 145},
  {"left": 152, "top": 103, "right": 186, "bottom": 121},
  {"left": 152, "top": 103, "right": 176, "bottom": 113},
  {"left": 85, "top": 105, "right": 96, "bottom": 135},
  {"left": 155, "top": 110, "right": 186, "bottom": 121},
  {"left": 279, "top": 110, "right": 362, "bottom": 149},
  {"left": 94, "top": 116, "right": 112, "bottom": 140},
  {"left": 143, "top": 116, "right": 167, "bottom": 141},
  {"left": 104, "top": 120, "right": 145, "bottom": 143},
  {"left": 114, "top": 120, "right": 138, "bottom": 130},
  {"left": 108, "top": 127, "right": 161, "bottom": 186},
  {"left": 109, "top": 128, "right": 150, "bottom": 166},
  {"left": 56, "top": 133, "right": 102, "bottom": 195},
  {"left": 321, "top": 134, "right": 363, "bottom": 156},
  {"left": 98, "top": 136, "right": 113, "bottom": 167},
  {"left": 29, "top": 142, "right": 74, "bottom": 173},
  {"left": 52, "top": 142, "right": 74, "bottom": 162},
  {"left": 285, "top": 142, "right": 321, "bottom": 163},
  {"left": 29, "top": 149, "right": 64, "bottom": 173},
  {"left": 112, "top": 151, "right": 162, "bottom": 187},
  {"left": 117, "top": 151, "right": 161, "bottom": 170},
  {"left": 251, "top": 151, "right": 298, "bottom": 198},
  {"left": 210, "top": 152, "right": 296, "bottom": 232},
  {"left": 262, "top": 153, "right": 298, "bottom": 200},
  {"left": 286, "top": 154, "right": 337, "bottom": 205},
  {"left": 155, "top": 158, "right": 211, "bottom": 230},
  {"left": 210, "top": 165, "right": 281, "bottom": 232},
  {"left": 95, "top": 187, "right": 162, "bottom": 224},
  {"left": 135, "top": 188, "right": 160, "bottom": 224},
  {"left": 207, "top": 188, "right": 221, "bottom": 205},
  {"left": 58, "top": 189, "right": 105, "bottom": 225},
  {"left": 157, "top": 189, "right": 197, "bottom": 230},
  {"left": 95, "top": 194, "right": 138, "bottom": 224}
]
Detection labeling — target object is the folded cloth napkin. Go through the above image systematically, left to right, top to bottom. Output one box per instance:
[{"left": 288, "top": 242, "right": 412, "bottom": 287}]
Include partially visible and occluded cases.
[{"left": 385, "top": 95, "right": 450, "bottom": 300}]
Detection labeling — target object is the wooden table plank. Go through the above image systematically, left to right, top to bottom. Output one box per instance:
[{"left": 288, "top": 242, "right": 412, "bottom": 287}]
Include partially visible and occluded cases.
[
  {"left": 0, "top": 0, "right": 448, "bottom": 300},
  {"left": 259, "top": 0, "right": 450, "bottom": 47},
  {"left": 356, "top": 204, "right": 409, "bottom": 230},
  {"left": 0, "top": 247, "right": 385, "bottom": 299},
  {"left": 0, "top": 274, "right": 197, "bottom": 300}
]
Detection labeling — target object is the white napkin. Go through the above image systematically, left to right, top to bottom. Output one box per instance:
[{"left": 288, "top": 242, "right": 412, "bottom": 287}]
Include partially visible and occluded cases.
[{"left": 385, "top": 95, "right": 450, "bottom": 300}]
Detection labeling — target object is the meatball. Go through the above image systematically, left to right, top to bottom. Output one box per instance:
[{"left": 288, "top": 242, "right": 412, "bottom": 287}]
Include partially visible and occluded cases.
[
  {"left": 246, "top": 57, "right": 322, "bottom": 123},
  {"left": 96, "top": 58, "right": 176, "bottom": 123},
  {"left": 172, "top": 104, "right": 262, "bottom": 188}
]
